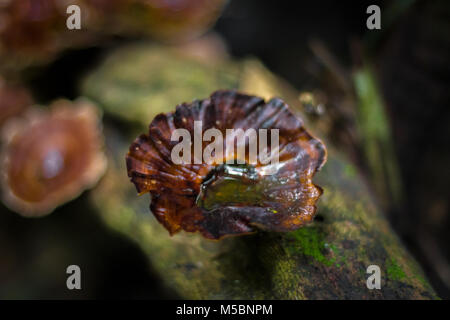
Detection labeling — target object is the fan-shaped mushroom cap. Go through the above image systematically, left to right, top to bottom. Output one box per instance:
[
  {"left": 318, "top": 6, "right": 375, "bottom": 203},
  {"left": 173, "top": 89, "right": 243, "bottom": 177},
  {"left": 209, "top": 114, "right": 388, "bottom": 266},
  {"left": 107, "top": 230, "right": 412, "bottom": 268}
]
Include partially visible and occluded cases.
[
  {"left": 126, "top": 90, "right": 327, "bottom": 239},
  {"left": 1, "top": 98, "right": 107, "bottom": 216}
]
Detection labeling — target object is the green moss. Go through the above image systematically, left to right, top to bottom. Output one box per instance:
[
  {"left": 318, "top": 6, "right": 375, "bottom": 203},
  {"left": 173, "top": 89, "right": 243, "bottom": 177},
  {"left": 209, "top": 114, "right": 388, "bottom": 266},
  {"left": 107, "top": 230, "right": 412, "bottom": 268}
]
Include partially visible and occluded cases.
[
  {"left": 287, "top": 227, "right": 336, "bottom": 267},
  {"left": 329, "top": 244, "right": 345, "bottom": 268},
  {"left": 386, "top": 258, "right": 406, "bottom": 281},
  {"left": 415, "top": 274, "right": 428, "bottom": 288}
]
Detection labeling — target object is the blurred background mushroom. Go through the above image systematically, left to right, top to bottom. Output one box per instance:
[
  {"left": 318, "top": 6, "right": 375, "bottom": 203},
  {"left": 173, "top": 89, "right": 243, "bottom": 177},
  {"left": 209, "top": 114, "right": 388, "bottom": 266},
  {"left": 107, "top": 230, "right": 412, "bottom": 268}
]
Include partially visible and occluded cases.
[
  {"left": 0, "top": 0, "right": 226, "bottom": 70},
  {"left": 0, "top": 76, "right": 33, "bottom": 127},
  {"left": 1, "top": 99, "right": 106, "bottom": 216}
]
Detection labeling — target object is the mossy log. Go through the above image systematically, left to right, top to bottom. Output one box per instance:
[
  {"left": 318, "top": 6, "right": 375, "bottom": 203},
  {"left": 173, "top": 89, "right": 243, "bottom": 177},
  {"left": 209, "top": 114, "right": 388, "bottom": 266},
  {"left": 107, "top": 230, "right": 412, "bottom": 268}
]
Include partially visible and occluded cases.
[{"left": 84, "top": 43, "right": 437, "bottom": 299}]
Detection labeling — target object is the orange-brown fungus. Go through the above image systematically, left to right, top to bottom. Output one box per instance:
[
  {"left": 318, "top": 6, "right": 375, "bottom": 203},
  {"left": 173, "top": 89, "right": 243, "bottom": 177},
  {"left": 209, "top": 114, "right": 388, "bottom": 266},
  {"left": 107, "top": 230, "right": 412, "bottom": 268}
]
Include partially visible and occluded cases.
[
  {"left": 126, "top": 90, "right": 327, "bottom": 239},
  {"left": 1, "top": 99, "right": 107, "bottom": 217}
]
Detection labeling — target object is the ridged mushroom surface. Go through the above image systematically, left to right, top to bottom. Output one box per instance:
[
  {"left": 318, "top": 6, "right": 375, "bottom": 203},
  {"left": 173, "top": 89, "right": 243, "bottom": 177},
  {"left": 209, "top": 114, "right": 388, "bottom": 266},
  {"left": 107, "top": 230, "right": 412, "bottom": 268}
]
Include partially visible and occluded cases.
[{"left": 127, "top": 90, "right": 326, "bottom": 239}]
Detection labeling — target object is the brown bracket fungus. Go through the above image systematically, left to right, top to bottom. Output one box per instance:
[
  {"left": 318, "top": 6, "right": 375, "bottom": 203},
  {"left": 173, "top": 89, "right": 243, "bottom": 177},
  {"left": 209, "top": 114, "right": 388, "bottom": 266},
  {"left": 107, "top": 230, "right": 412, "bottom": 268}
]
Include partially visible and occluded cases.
[
  {"left": 126, "top": 90, "right": 327, "bottom": 239},
  {"left": 1, "top": 99, "right": 107, "bottom": 217}
]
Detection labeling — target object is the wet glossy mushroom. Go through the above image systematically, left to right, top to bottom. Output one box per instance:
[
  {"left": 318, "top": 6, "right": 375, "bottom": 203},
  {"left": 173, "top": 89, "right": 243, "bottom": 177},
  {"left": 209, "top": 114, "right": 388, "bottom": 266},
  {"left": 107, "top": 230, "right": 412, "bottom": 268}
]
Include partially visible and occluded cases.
[
  {"left": 126, "top": 90, "right": 327, "bottom": 239},
  {"left": 1, "top": 98, "right": 107, "bottom": 216}
]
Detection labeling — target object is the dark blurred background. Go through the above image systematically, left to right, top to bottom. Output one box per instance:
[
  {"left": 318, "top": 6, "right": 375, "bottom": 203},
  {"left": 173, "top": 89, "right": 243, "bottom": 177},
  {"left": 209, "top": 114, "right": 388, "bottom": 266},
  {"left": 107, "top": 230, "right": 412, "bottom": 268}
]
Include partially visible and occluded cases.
[{"left": 0, "top": 0, "right": 449, "bottom": 299}]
